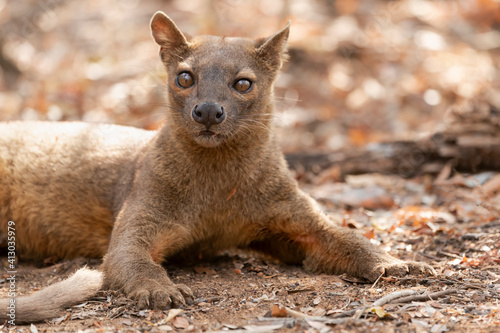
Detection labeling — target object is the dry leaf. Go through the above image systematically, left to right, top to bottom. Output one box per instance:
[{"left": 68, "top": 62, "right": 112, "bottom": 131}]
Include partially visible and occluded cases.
[
  {"left": 481, "top": 174, "right": 500, "bottom": 195},
  {"left": 363, "top": 229, "right": 375, "bottom": 239},
  {"left": 271, "top": 304, "right": 288, "bottom": 317},
  {"left": 370, "top": 306, "right": 394, "bottom": 318},
  {"left": 310, "top": 308, "right": 326, "bottom": 316},
  {"left": 155, "top": 309, "right": 183, "bottom": 327},
  {"left": 165, "top": 309, "right": 183, "bottom": 323},
  {"left": 172, "top": 316, "right": 190, "bottom": 329},
  {"left": 117, "top": 319, "right": 133, "bottom": 326}
]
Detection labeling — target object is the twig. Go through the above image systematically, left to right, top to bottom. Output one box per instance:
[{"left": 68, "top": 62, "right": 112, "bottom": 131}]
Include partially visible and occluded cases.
[
  {"left": 418, "top": 251, "right": 441, "bottom": 261},
  {"left": 437, "top": 251, "right": 462, "bottom": 259},
  {"left": 485, "top": 270, "right": 500, "bottom": 281},
  {"left": 370, "top": 272, "right": 384, "bottom": 289},
  {"left": 444, "top": 278, "right": 484, "bottom": 290},
  {"left": 332, "top": 287, "right": 455, "bottom": 320},
  {"left": 287, "top": 288, "right": 315, "bottom": 294},
  {"left": 372, "top": 289, "right": 421, "bottom": 307},
  {"left": 391, "top": 289, "right": 457, "bottom": 304},
  {"left": 331, "top": 290, "right": 421, "bottom": 319},
  {"left": 327, "top": 292, "right": 346, "bottom": 296},
  {"left": 195, "top": 296, "right": 222, "bottom": 304},
  {"left": 339, "top": 296, "right": 351, "bottom": 311},
  {"left": 352, "top": 299, "right": 368, "bottom": 320},
  {"left": 283, "top": 307, "right": 352, "bottom": 324},
  {"left": 285, "top": 307, "right": 312, "bottom": 319},
  {"left": 331, "top": 309, "right": 356, "bottom": 318},
  {"left": 256, "top": 317, "right": 351, "bottom": 325},
  {"left": 305, "top": 318, "right": 351, "bottom": 325}
]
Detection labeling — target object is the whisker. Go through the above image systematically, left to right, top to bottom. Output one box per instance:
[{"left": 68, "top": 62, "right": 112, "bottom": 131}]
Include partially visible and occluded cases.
[{"left": 239, "top": 119, "right": 273, "bottom": 135}]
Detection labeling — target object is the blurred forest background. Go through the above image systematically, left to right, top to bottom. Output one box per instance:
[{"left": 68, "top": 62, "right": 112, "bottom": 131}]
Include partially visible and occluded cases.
[{"left": 0, "top": 0, "right": 499, "bottom": 153}]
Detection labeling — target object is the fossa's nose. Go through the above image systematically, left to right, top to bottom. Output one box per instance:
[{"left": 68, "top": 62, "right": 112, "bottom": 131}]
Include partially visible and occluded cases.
[{"left": 192, "top": 102, "right": 226, "bottom": 127}]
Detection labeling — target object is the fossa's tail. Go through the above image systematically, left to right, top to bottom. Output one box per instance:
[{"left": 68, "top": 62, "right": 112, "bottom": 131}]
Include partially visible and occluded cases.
[{"left": 0, "top": 268, "right": 102, "bottom": 324}]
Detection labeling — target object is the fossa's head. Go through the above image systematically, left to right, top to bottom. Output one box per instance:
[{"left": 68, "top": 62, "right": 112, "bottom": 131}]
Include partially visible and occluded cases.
[{"left": 151, "top": 12, "right": 289, "bottom": 148}]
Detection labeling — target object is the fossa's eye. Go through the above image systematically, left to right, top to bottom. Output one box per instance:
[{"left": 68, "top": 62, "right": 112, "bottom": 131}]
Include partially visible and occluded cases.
[
  {"left": 176, "top": 72, "right": 195, "bottom": 88},
  {"left": 233, "top": 79, "right": 252, "bottom": 93}
]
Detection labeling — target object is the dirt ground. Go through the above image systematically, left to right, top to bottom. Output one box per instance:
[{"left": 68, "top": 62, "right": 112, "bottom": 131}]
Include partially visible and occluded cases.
[
  {"left": 1, "top": 0, "right": 500, "bottom": 332},
  {"left": 1, "top": 172, "right": 499, "bottom": 332}
]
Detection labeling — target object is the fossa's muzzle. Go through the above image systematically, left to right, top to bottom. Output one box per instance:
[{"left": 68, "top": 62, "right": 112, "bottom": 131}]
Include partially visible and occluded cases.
[{"left": 192, "top": 102, "right": 226, "bottom": 129}]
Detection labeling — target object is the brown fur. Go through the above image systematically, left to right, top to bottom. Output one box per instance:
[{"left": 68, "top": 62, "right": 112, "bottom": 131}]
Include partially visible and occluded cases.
[{"left": 0, "top": 12, "right": 435, "bottom": 323}]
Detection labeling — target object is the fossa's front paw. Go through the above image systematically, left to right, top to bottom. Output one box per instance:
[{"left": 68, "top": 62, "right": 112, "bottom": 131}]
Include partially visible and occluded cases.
[
  {"left": 364, "top": 257, "right": 436, "bottom": 282},
  {"left": 129, "top": 279, "right": 194, "bottom": 309}
]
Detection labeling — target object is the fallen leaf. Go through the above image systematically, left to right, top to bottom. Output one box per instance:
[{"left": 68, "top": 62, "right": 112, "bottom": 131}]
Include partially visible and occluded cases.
[
  {"left": 434, "top": 161, "right": 453, "bottom": 184},
  {"left": 481, "top": 174, "right": 500, "bottom": 195},
  {"left": 333, "top": 186, "right": 395, "bottom": 209},
  {"left": 395, "top": 206, "right": 456, "bottom": 226},
  {"left": 363, "top": 229, "right": 375, "bottom": 239},
  {"left": 461, "top": 255, "right": 481, "bottom": 267},
  {"left": 443, "top": 269, "right": 455, "bottom": 277},
  {"left": 271, "top": 304, "right": 288, "bottom": 317},
  {"left": 425, "top": 304, "right": 437, "bottom": 317},
  {"left": 371, "top": 306, "right": 392, "bottom": 318},
  {"left": 310, "top": 308, "right": 326, "bottom": 316},
  {"left": 155, "top": 309, "right": 183, "bottom": 326},
  {"left": 51, "top": 313, "right": 70, "bottom": 323},
  {"left": 172, "top": 316, "right": 190, "bottom": 329},
  {"left": 117, "top": 319, "right": 133, "bottom": 326},
  {"left": 222, "top": 324, "right": 239, "bottom": 330},
  {"left": 223, "top": 324, "right": 239, "bottom": 329},
  {"left": 431, "top": 324, "right": 448, "bottom": 333}
]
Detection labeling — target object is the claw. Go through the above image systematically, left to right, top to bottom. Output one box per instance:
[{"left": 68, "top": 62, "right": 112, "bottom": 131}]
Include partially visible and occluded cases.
[{"left": 130, "top": 282, "right": 194, "bottom": 310}]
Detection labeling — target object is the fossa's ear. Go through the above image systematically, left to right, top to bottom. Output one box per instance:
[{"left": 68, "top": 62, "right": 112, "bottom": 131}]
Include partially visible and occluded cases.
[
  {"left": 150, "top": 11, "right": 190, "bottom": 61},
  {"left": 255, "top": 21, "right": 290, "bottom": 71}
]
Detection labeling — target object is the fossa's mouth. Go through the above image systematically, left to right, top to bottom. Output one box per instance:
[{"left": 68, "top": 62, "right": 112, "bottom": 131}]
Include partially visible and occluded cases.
[
  {"left": 194, "top": 130, "right": 228, "bottom": 147},
  {"left": 198, "top": 130, "right": 216, "bottom": 136}
]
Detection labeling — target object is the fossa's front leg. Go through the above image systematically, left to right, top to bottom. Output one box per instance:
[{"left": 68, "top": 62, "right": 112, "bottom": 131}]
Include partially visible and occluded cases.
[
  {"left": 260, "top": 190, "right": 436, "bottom": 281},
  {"left": 103, "top": 206, "right": 194, "bottom": 309}
]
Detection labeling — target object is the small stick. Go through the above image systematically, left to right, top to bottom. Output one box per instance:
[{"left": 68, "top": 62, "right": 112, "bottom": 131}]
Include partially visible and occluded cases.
[
  {"left": 486, "top": 270, "right": 500, "bottom": 281},
  {"left": 370, "top": 272, "right": 384, "bottom": 289},
  {"left": 445, "top": 278, "right": 484, "bottom": 290},
  {"left": 372, "top": 289, "right": 421, "bottom": 307},
  {"left": 391, "top": 289, "right": 457, "bottom": 304},
  {"left": 332, "top": 290, "right": 421, "bottom": 318},
  {"left": 339, "top": 296, "right": 351, "bottom": 311},
  {"left": 352, "top": 299, "right": 368, "bottom": 320},
  {"left": 285, "top": 307, "right": 312, "bottom": 319},
  {"left": 331, "top": 309, "right": 355, "bottom": 318}
]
